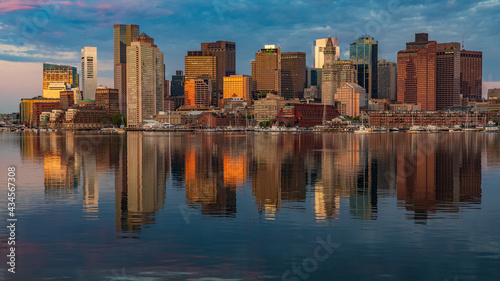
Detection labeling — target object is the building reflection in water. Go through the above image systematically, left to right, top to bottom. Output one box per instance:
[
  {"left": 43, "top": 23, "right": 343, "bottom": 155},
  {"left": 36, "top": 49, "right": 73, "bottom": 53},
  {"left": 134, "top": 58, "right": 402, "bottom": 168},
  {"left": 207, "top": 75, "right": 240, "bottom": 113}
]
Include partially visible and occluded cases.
[
  {"left": 19, "top": 131, "right": 489, "bottom": 229},
  {"left": 116, "top": 132, "right": 166, "bottom": 237},
  {"left": 184, "top": 134, "right": 240, "bottom": 217},
  {"left": 396, "top": 134, "right": 482, "bottom": 222}
]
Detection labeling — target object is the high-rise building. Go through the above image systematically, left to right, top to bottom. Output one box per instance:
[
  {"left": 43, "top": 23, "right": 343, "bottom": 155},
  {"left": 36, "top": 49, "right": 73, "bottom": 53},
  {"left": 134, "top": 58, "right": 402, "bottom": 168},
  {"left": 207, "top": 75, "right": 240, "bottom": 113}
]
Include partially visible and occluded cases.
[
  {"left": 113, "top": 24, "right": 140, "bottom": 114},
  {"left": 126, "top": 33, "right": 165, "bottom": 127},
  {"left": 397, "top": 33, "right": 437, "bottom": 111},
  {"left": 397, "top": 33, "right": 481, "bottom": 110},
  {"left": 350, "top": 36, "right": 378, "bottom": 98},
  {"left": 321, "top": 37, "right": 338, "bottom": 105},
  {"left": 314, "top": 38, "right": 340, "bottom": 68},
  {"left": 200, "top": 41, "right": 236, "bottom": 93},
  {"left": 436, "top": 43, "right": 461, "bottom": 109},
  {"left": 254, "top": 45, "right": 281, "bottom": 95},
  {"left": 81, "top": 46, "right": 97, "bottom": 100},
  {"left": 460, "top": 50, "right": 482, "bottom": 101},
  {"left": 185, "top": 52, "right": 217, "bottom": 105},
  {"left": 281, "top": 52, "right": 306, "bottom": 99},
  {"left": 251, "top": 60, "right": 257, "bottom": 92},
  {"left": 335, "top": 60, "right": 357, "bottom": 88},
  {"left": 377, "top": 60, "right": 397, "bottom": 101},
  {"left": 42, "top": 63, "right": 78, "bottom": 98},
  {"left": 306, "top": 67, "right": 322, "bottom": 88},
  {"left": 171, "top": 70, "right": 185, "bottom": 97},
  {"left": 223, "top": 75, "right": 251, "bottom": 100},
  {"left": 185, "top": 79, "right": 212, "bottom": 107},
  {"left": 336, "top": 83, "right": 368, "bottom": 117},
  {"left": 95, "top": 86, "right": 120, "bottom": 115},
  {"left": 60, "top": 88, "right": 82, "bottom": 109}
]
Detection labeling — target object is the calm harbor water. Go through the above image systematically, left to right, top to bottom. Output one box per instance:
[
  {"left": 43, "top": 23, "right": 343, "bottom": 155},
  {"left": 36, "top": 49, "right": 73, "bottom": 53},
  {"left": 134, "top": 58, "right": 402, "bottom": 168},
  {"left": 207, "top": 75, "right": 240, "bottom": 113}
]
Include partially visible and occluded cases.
[{"left": 1, "top": 131, "right": 500, "bottom": 280}]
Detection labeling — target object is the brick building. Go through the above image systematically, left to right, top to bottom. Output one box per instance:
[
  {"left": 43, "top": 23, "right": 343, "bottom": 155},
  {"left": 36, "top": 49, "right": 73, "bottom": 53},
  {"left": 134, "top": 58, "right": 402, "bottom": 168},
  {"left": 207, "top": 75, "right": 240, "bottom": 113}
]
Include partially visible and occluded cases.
[{"left": 275, "top": 103, "right": 339, "bottom": 127}]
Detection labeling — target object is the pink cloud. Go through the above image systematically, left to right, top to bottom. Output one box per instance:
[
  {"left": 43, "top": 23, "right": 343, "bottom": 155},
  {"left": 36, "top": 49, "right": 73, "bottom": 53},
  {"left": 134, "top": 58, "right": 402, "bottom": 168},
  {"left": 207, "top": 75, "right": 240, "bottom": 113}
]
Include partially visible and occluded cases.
[{"left": 0, "top": 0, "right": 37, "bottom": 14}]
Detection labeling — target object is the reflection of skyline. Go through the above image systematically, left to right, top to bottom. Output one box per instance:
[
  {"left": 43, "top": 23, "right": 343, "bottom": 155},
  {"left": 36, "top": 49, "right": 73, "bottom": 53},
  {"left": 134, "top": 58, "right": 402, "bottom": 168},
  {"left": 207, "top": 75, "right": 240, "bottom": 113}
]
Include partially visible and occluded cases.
[
  {"left": 18, "top": 132, "right": 492, "bottom": 232},
  {"left": 396, "top": 134, "right": 482, "bottom": 221}
]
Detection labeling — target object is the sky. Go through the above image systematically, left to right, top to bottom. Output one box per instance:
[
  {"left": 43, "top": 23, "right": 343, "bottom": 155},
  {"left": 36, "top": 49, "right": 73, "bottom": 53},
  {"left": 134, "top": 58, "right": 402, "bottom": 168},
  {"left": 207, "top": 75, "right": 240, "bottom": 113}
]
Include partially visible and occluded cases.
[{"left": 0, "top": 0, "right": 500, "bottom": 113}]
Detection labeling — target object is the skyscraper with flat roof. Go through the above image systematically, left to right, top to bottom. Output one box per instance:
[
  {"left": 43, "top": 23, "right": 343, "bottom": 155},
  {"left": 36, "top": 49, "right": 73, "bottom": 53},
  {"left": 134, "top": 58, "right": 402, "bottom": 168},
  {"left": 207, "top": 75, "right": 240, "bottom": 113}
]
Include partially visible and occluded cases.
[
  {"left": 114, "top": 24, "right": 140, "bottom": 114},
  {"left": 126, "top": 33, "right": 164, "bottom": 127},
  {"left": 397, "top": 33, "right": 437, "bottom": 111},
  {"left": 350, "top": 36, "right": 378, "bottom": 98},
  {"left": 201, "top": 41, "right": 236, "bottom": 92},
  {"left": 254, "top": 45, "right": 281, "bottom": 95},
  {"left": 81, "top": 46, "right": 97, "bottom": 100},
  {"left": 460, "top": 50, "right": 482, "bottom": 101},
  {"left": 281, "top": 52, "right": 306, "bottom": 99},
  {"left": 377, "top": 60, "right": 397, "bottom": 101},
  {"left": 171, "top": 70, "right": 185, "bottom": 97},
  {"left": 223, "top": 75, "right": 251, "bottom": 100},
  {"left": 185, "top": 79, "right": 212, "bottom": 107}
]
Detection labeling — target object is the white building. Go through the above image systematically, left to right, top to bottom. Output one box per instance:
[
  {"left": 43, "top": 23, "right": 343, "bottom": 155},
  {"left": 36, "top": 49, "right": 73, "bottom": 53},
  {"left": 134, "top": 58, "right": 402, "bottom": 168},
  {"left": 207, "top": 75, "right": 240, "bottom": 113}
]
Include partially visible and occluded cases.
[
  {"left": 314, "top": 38, "right": 340, "bottom": 68},
  {"left": 81, "top": 47, "right": 97, "bottom": 100}
]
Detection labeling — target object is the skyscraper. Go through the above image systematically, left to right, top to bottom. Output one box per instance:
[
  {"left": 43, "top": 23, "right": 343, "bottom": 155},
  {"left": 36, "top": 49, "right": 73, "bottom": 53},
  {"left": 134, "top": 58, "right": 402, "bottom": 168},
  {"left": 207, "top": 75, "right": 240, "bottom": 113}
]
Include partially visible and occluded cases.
[
  {"left": 114, "top": 24, "right": 140, "bottom": 114},
  {"left": 126, "top": 33, "right": 165, "bottom": 127},
  {"left": 397, "top": 33, "right": 437, "bottom": 111},
  {"left": 350, "top": 36, "right": 378, "bottom": 98},
  {"left": 321, "top": 37, "right": 338, "bottom": 106},
  {"left": 314, "top": 38, "right": 340, "bottom": 68},
  {"left": 200, "top": 41, "right": 236, "bottom": 92},
  {"left": 436, "top": 43, "right": 461, "bottom": 109},
  {"left": 254, "top": 45, "right": 281, "bottom": 95},
  {"left": 81, "top": 47, "right": 97, "bottom": 100},
  {"left": 460, "top": 50, "right": 482, "bottom": 101},
  {"left": 185, "top": 51, "right": 217, "bottom": 105},
  {"left": 281, "top": 52, "right": 306, "bottom": 99},
  {"left": 335, "top": 60, "right": 357, "bottom": 88},
  {"left": 377, "top": 60, "right": 397, "bottom": 101},
  {"left": 42, "top": 63, "right": 78, "bottom": 98},
  {"left": 171, "top": 70, "right": 185, "bottom": 97},
  {"left": 223, "top": 75, "right": 251, "bottom": 100},
  {"left": 185, "top": 79, "right": 212, "bottom": 107}
]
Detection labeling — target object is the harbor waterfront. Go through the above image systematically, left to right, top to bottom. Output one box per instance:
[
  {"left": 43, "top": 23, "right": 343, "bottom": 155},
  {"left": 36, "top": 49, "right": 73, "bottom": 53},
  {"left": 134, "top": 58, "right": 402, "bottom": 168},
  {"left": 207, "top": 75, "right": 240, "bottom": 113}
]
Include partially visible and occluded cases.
[{"left": 1, "top": 131, "right": 499, "bottom": 280}]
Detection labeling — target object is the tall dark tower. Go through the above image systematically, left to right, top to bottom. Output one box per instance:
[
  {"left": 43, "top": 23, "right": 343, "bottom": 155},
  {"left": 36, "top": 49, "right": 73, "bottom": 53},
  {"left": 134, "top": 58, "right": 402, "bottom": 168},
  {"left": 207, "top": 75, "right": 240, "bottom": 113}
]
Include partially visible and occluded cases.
[{"left": 114, "top": 24, "right": 139, "bottom": 114}]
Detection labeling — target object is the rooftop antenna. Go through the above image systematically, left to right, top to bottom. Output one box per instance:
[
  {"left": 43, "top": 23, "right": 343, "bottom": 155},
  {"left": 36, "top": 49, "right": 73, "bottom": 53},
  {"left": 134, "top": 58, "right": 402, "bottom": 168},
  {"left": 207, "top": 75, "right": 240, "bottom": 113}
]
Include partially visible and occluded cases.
[{"left": 462, "top": 35, "right": 464, "bottom": 50}]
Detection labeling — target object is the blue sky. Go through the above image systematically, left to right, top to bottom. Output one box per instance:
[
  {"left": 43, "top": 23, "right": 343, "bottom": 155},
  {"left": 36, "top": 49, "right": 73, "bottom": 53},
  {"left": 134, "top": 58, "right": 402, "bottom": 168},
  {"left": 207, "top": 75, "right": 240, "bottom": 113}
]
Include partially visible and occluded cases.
[{"left": 1, "top": 0, "right": 500, "bottom": 113}]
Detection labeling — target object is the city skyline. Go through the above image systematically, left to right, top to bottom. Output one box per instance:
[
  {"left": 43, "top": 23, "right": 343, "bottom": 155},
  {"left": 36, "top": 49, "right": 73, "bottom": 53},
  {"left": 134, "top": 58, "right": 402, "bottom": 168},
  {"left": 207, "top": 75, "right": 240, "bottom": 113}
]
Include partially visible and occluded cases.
[{"left": 1, "top": 0, "right": 500, "bottom": 113}]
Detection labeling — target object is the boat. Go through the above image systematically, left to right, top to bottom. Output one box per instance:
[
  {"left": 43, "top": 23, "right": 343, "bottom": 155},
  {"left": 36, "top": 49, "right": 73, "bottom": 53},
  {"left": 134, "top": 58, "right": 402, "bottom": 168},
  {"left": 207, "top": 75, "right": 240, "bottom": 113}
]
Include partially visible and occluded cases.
[
  {"left": 354, "top": 126, "right": 373, "bottom": 133},
  {"left": 407, "top": 126, "right": 421, "bottom": 133},
  {"left": 389, "top": 127, "right": 400, "bottom": 132}
]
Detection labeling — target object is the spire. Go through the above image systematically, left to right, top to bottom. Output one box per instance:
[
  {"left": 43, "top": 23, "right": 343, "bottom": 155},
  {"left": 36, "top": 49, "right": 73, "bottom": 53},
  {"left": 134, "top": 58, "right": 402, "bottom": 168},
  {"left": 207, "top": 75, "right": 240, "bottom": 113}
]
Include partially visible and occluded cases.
[{"left": 324, "top": 36, "right": 335, "bottom": 54}]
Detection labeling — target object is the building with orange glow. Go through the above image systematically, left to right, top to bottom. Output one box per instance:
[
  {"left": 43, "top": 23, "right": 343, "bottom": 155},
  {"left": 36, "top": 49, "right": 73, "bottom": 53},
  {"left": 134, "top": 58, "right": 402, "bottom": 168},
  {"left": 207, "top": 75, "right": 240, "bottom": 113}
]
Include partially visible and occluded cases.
[
  {"left": 397, "top": 33, "right": 437, "bottom": 111},
  {"left": 200, "top": 41, "right": 236, "bottom": 93},
  {"left": 254, "top": 45, "right": 281, "bottom": 94},
  {"left": 43, "top": 63, "right": 78, "bottom": 98},
  {"left": 223, "top": 75, "right": 251, "bottom": 100},
  {"left": 184, "top": 79, "right": 212, "bottom": 107},
  {"left": 336, "top": 83, "right": 368, "bottom": 117},
  {"left": 95, "top": 86, "right": 120, "bottom": 115},
  {"left": 20, "top": 97, "right": 60, "bottom": 126}
]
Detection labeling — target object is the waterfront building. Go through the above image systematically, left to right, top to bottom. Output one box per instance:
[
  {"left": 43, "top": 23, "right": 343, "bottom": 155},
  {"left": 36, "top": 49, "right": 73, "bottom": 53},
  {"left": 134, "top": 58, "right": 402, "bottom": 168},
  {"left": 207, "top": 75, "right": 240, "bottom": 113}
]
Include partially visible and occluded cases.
[
  {"left": 114, "top": 24, "right": 140, "bottom": 114},
  {"left": 126, "top": 33, "right": 165, "bottom": 127},
  {"left": 397, "top": 33, "right": 437, "bottom": 111},
  {"left": 321, "top": 36, "right": 338, "bottom": 105},
  {"left": 350, "top": 36, "right": 378, "bottom": 98},
  {"left": 314, "top": 38, "right": 340, "bottom": 68},
  {"left": 254, "top": 45, "right": 281, "bottom": 95},
  {"left": 81, "top": 46, "right": 97, "bottom": 100},
  {"left": 281, "top": 52, "right": 306, "bottom": 99},
  {"left": 377, "top": 60, "right": 397, "bottom": 101},
  {"left": 43, "top": 64, "right": 78, "bottom": 98},
  {"left": 171, "top": 70, "right": 185, "bottom": 97},
  {"left": 223, "top": 75, "right": 251, "bottom": 100},
  {"left": 185, "top": 79, "right": 212, "bottom": 107},
  {"left": 336, "top": 83, "right": 368, "bottom": 117},
  {"left": 95, "top": 86, "right": 120, "bottom": 115},
  {"left": 253, "top": 94, "right": 301, "bottom": 123},
  {"left": 20, "top": 97, "right": 60, "bottom": 126},
  {"left": 274, "top": 103, "right": 340, "bottom": 127},
  {"left": 367, "top": 110, "right": 490, "bottom": 128},
  {"left": 198, "top": 112, "right": 247, "bottom": 128}
]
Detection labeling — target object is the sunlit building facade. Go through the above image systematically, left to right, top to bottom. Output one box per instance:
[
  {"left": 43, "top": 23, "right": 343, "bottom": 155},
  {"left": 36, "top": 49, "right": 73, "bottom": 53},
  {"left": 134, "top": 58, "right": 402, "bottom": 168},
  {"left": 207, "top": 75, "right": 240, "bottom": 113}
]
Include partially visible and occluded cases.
[
  {"left": 81, "top": 46, "right": 97, "bottom": 100},
  {"left": 42, "top": 63, "right": 78, "bottom": 98},
  {"left": 223, "top": 75, "right": 251, "bottom": 100}
]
